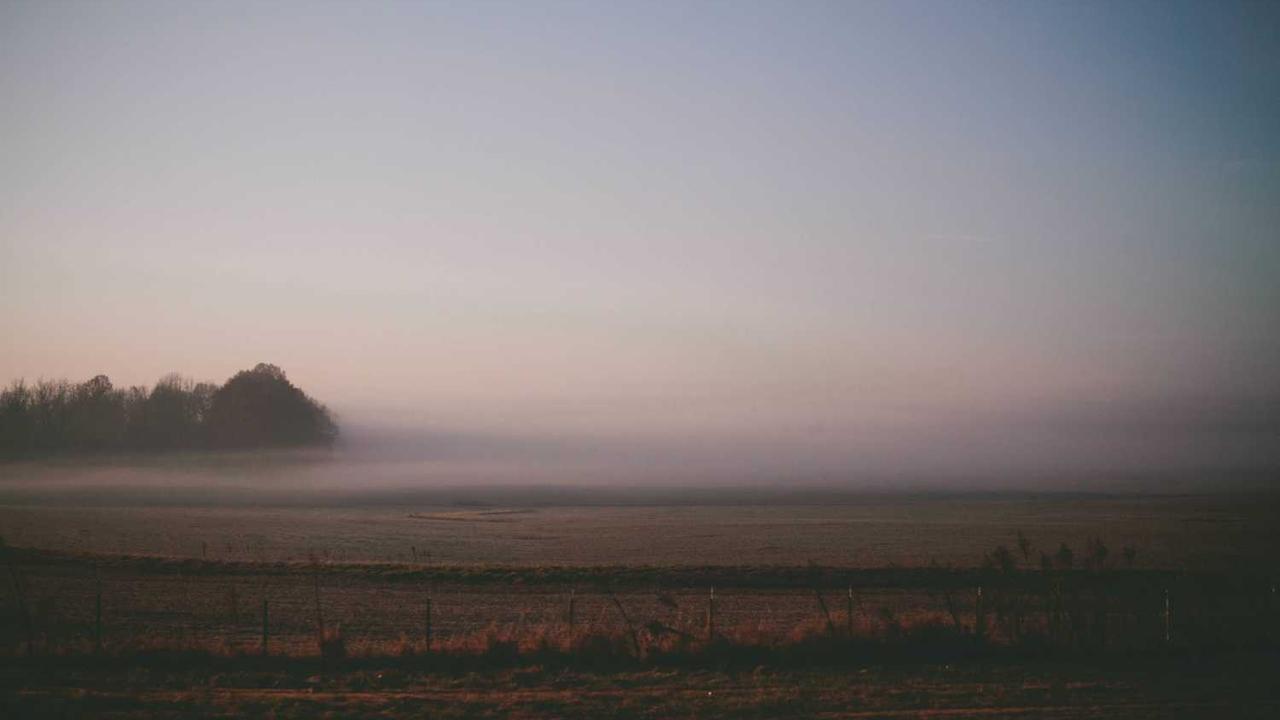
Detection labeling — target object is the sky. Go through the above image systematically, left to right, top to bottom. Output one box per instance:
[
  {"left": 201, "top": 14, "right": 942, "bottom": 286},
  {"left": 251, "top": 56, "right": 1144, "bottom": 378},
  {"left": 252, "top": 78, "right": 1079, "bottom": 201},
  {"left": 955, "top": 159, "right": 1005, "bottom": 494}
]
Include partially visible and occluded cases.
[{"left": 2, "top": 1, "right": 1278, "bottom": 487}]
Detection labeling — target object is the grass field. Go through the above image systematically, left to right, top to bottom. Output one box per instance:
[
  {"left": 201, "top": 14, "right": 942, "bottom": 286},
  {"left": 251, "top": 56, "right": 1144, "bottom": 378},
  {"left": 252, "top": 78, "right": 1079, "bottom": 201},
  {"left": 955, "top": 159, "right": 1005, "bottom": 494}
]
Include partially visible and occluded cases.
[
  {"left": 1, "top": 493, "right": 1275, "bottom": 567},
  {"left": 3, "top": 494, "right": 1279, "bottom": 716}
]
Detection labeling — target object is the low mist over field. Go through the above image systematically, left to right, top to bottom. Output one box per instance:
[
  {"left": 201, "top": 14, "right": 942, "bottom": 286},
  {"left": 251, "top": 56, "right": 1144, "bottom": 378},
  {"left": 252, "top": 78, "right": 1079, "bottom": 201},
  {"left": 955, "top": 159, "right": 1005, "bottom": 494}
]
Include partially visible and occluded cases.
[
  {"left": 3, "top": 1, "right": 1279, "bottom": 497},
  {"left": 2, "top": 375, "right": 1277, "bottom": 496},
  {"left": 4, "top": 416, "right": 1278, "bottom": 507}
]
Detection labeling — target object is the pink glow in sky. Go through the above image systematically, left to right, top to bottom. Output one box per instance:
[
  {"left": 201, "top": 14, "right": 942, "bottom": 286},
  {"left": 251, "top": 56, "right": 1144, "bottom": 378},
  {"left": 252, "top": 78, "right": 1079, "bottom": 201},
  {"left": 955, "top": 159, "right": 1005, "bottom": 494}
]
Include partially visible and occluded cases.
[{"left": 3, "top": 1, "right": 1277, "bottom": 486}]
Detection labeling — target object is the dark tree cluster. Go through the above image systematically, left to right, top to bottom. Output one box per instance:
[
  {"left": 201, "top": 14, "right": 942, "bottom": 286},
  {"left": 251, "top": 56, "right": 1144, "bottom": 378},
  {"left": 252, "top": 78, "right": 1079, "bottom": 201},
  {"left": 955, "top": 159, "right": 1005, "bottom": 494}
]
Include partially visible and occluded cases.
[{"left": 0, "top": 363, "right": 337, "bottom": 459}]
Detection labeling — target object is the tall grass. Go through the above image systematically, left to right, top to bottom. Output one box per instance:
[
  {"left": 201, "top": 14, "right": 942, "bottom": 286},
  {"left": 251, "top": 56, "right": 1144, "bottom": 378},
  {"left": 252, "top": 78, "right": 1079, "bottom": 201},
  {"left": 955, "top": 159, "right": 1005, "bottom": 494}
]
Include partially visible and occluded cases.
[{"left": 2, "top": 535, "right": 1276, "bottom": 667}]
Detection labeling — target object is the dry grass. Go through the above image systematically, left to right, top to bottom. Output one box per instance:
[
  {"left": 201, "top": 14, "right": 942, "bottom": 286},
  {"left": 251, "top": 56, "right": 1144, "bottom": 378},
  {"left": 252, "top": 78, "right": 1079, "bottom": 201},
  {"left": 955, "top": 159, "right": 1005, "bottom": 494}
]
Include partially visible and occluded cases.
[
  {"left": 3, "top": 539, "right": 1279, "bottom": 718},
  {"left": 3, "top": 540, "right": 1278, "bottom": 670}
]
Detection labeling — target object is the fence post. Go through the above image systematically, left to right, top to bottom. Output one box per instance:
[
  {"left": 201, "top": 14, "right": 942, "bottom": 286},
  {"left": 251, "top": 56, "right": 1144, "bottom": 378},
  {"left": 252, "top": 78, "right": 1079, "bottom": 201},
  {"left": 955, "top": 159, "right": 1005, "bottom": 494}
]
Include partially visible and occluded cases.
[
  {"left": 707, "top": 586, "right": 716, "bottom": 641},
  {"left": 846, "top": 586, "right": 854, "bottom": 637},
  {"left": 814, "top": 587, "right": 835, "bottom": 636},
  {"left": 1163, "top": 588, "right": 1172, "bottom": 645},
  {"left": 567, "top": 589, "right": 575, "bottom": 634},
  {"left": 607, "top": 590, "right": 642, "bottom": 656},
  {"left": 261, "top": 598, "right": 269, "bottom": 655}
]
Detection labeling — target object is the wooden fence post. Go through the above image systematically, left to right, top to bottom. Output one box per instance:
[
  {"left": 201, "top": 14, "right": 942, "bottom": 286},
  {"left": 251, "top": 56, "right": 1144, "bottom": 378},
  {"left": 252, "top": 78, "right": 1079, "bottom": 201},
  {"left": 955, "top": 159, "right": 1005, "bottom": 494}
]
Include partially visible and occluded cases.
[
  {"left": 707, "top": 586, "right": 716, "bottom": 641},
  {"left": 846, "top": 586, "right": 854, "bottom": 637},
  {"left": 813, "top": 587, "right": 835, "bottom": 636},
  {"left": 607, "top": 590, "right": 642, "bottom": 656},
  {"left": 261, "top": 598, "right": 269, "bottom": 655}
]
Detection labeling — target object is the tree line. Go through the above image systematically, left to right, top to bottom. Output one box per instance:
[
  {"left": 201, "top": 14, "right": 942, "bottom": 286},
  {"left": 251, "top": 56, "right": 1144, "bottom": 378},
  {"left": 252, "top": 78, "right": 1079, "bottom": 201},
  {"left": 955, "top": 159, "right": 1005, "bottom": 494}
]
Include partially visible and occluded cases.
[{"left": 0, "top": 363, "right": 337, "bottom": 458}]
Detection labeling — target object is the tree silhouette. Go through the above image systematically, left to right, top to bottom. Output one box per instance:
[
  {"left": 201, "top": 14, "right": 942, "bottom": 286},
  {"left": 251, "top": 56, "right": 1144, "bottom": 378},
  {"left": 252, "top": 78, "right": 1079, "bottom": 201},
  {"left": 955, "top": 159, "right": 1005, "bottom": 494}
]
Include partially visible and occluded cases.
[
  {"left": 0, "top": 364, "right": 337, "bottom": 458},
  {"left": 204, "top": 364, "right": 337, "bottom": 449}
]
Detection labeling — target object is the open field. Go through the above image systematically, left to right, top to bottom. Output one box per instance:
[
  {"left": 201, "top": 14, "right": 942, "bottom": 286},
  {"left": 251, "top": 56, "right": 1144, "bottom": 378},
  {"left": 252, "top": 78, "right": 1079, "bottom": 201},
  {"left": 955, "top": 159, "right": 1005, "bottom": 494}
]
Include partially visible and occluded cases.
[
  {"left": 2, "top": 493, "right": 1276, "bottom": 568},
  {"left": 3, "top": 493, "right": 1279, "bottom": 715},
  {"left": 3, "top": 494, "right": 1278, "bottom": 657}
]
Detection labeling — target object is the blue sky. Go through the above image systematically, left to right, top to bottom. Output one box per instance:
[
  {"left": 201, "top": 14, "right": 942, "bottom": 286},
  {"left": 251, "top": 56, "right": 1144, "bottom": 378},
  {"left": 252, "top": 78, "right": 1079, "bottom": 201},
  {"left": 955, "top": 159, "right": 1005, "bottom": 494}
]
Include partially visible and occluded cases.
[{"left": 2, "top": 1, "right": 1277, "bottom": 483}]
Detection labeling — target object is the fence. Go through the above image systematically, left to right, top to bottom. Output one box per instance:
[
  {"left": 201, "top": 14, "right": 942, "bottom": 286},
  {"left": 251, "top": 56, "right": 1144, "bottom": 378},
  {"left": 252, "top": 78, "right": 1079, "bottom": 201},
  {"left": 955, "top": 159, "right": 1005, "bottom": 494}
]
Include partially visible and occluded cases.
[{"left": 2, "top": 548, "right": 1278, "bottom": 661}]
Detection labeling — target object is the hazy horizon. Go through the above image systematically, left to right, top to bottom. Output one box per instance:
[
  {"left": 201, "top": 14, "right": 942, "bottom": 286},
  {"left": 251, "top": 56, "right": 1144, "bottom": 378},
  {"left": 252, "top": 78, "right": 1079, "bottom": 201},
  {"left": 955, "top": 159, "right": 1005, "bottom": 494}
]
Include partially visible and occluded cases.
[{"left": 3, "top": 1, "right": 1278, "bottom": 489}]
